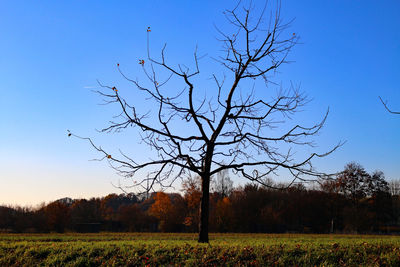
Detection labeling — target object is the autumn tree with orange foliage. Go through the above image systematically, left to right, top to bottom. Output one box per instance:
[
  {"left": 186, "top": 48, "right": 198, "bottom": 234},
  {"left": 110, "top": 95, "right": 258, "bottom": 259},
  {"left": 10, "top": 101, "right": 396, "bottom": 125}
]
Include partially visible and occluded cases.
[
  {"left": 181, "top": 176, "right": 202, "bottom": 232},
  {"left": 149, "top": 192, "right": 185, "bottom": 232},
  {"left": 215, "top": 197, "right": 234, "bottom": 232}
]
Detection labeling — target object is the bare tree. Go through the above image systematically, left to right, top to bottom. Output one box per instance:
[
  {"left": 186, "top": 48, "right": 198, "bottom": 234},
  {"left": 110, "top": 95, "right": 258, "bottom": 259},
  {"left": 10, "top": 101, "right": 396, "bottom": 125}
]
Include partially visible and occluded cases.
[
  {"left": 70, "top": 1, "right": 340, "bottom": 243},
  {"left": 380, "top": 96, "right": 400, "bottom": 114},
  {"left": 212, "top": 168, "right": 233, "bottom": 198},
  {"left": 389, "top": 179, "right": 400, "bottom": 196}
]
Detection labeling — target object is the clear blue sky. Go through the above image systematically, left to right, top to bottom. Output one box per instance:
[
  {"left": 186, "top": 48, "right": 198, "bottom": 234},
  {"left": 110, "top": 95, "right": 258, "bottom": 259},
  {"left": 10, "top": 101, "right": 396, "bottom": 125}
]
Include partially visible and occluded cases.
[{"left": 1, "top": 0, "right": 399, "bottom": 205}]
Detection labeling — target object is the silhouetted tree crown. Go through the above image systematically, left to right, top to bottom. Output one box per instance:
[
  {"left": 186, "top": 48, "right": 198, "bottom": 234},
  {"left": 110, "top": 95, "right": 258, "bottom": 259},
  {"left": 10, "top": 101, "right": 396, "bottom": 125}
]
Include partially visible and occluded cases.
[{"left": 69, "top": 0, "right": 341, "bottom": 242}]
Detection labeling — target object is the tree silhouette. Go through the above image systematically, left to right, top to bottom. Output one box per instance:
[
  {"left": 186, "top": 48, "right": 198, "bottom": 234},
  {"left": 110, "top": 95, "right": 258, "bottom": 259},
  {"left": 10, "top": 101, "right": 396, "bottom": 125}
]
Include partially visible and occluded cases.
[{"left": 71, "top": 1, "right": 340, "bottom": 242}]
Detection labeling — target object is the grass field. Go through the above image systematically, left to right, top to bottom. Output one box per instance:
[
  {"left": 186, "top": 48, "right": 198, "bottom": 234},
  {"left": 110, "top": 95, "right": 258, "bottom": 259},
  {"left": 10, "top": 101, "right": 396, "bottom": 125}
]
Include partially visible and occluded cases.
[{"left": 1, "top": 233, "right": 400, "bottom": 266}]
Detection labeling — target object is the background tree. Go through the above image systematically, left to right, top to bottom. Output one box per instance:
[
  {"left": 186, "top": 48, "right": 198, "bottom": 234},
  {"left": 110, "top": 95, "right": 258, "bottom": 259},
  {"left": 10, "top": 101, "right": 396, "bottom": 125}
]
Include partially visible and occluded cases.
[
  {"left": 71, "top": 1, "right": 340, "bottom": 242},
  {"left": 335, "top": 162, "right": 392, "bottom": 232},
  {"left": 336, "top": 162, "right": 370, "bottom": 203},
  {"left": 336, "top": 162, "right": 371, "bottom": 232},
  {"left": 212, "top": 168, "right": 233, "bottom": 198},
  {"left": 367, "top": 171, "right": 392, "bottom": 231},
  {"left": 181, "top": 176, "right": 202, "bottom": 232},
  {"left": 320, "top": 179, "right": 346, "bottom": 233},
  {"left": 389, "top": 179, "right": 400, "bottom": 196},
  {"left": 148, "top": 192, "right": 185, "bottom": 232},
  {"left": 215, "top": 196, "right": 233, "bottom": 232},
  {"left": 70, "top": 198, "right": 102, "bottom": 229},
  {"left": 44, "top": 201, "right": 70, "bottom": 233},
  {"left": 118, "top": 203, "right": 146, "bottom": 232},
  {"left": 0, "top": 206, "right": 15, "bottom": 231}
]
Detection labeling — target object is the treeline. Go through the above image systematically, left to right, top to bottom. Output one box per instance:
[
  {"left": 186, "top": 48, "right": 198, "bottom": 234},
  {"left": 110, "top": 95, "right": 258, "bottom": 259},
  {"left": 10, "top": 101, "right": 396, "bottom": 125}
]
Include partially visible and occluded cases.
[{"left": 1, "top": 162, "right": 400, "bottom": 234}]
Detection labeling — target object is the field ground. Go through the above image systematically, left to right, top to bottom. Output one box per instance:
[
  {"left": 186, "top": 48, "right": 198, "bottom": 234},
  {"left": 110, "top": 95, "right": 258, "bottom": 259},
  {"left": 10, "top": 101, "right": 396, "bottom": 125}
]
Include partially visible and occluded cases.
[{"left": 1, "top": 233, "right": 400, "bottom": 266}]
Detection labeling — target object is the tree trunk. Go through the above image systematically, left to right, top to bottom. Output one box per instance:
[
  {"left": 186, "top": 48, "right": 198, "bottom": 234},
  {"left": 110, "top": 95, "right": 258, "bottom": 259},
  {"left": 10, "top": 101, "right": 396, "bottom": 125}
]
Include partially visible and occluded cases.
[{"left": 198, "top": 174, "right": 210, "bottom": 243}]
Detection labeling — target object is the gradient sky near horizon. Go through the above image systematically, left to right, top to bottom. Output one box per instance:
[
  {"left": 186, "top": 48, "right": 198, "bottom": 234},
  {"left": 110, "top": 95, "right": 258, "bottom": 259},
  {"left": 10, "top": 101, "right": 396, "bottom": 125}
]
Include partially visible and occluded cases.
[{"left": 1, "top": 0, "right": 399, "bottom": 206}]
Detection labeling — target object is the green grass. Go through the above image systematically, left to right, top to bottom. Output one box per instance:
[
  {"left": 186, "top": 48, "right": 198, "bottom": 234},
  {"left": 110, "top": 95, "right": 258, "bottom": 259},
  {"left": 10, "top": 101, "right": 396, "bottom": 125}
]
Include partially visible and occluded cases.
[{"left": 1, "top": 233, "right": 400, "bottom": 266}]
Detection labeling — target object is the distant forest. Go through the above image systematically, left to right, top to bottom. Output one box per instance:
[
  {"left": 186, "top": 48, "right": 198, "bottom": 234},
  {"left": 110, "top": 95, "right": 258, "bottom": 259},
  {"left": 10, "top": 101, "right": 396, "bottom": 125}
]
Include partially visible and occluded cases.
[{"left": 1, "top": 163, "right": 400, "bottom": 234}]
